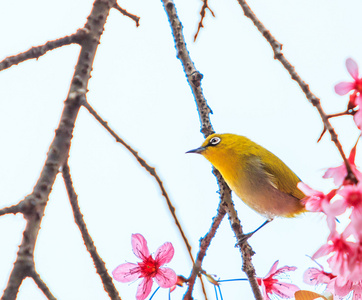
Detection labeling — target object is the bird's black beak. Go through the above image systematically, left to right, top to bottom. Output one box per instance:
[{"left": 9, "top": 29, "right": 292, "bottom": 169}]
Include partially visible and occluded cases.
[{"left": 186, "top": 146, "right": 206, "bottom": 154}]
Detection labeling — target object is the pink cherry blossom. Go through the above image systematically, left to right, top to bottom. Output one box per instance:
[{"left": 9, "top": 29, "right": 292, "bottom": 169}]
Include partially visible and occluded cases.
[
  {"left": 335, "top": 58, "right": 362, "bottom": 96},
  {"left": 354, "top": 96, "right": 362, "bottom": 130},
  {"left": 323, "top": 143, "right": 362, "bottom": 186},
  {"left": 297, "top": 183, "right": 339, "bottom": 216},
  {"left": 336, "top": 184, "right": 362, "bottom": 229},
  {"left": 313, "top": 230, "right": 356, "bottom": 280},
  {"left": 112, "top": 234, "right": 177, "bottom": 300},
  {"left": 256, "top": 260, "right": 299, "bottom": 300},
  {"left": 304, "top": 264, "right": 362, "bottom": 300},
  {"left": 303, "top": 266, "right": 335, "bottom": 286},
  {"left": 328, "top": 277, "right": 362, "bottom": 300}
]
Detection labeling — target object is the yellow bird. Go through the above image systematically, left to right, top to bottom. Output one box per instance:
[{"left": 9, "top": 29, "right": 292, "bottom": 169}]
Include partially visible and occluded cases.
[{"left": 187, "top": 133, "right": 306, "bottom": 230}]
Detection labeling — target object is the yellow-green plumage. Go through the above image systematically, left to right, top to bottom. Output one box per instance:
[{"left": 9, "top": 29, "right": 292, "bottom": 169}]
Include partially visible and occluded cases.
[{"left": 189, "top": 133, "right": 306, "bottom": 219}]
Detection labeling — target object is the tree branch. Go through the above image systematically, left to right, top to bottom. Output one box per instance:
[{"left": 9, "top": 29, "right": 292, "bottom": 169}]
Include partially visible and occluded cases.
[
  {"left": 162, "top": 0, "right": 214, "bottom": 137},
  {"left": 236, "top": 0, "right": 357, "bottom": 184},
  {"left": 1, "top": 1, "right": 116, "bottom": 298},
  {"left": 161, "top": 1, "right": 262, "bottom": 299},
  {"left": 113, "top": 3, "right": 140, "bottom": 27},
  {"left": 0, "top": 31, "right": 86, "bottom": 72},
  {"left": 81, "top": 100, "right": 195, "bottom": 266},
  {"left": 62, "top": 163, "right": 121, "bottom": 300},
  {"left": 213, "top": 170, "right": 262, "bottom": 300},
  {"left": 185, "top": 201, "right": 226, "bottom": 298},
  {"left": 0, "top": 202, "right": 24, "bottom": 217},
  {"left": 30, "top": 269, "right": 56, "bottom": 300}
]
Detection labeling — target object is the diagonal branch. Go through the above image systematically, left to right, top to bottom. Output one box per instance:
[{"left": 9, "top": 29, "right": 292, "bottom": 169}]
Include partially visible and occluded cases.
[
  {"left": 162, "top": 0, "right": 214, "bottom": 138},
  {"left": 236, "top": 0, "right": 357, "bottom": 184},
  {"left": 1, "top": 1, "right": 116, "bottom": 299},
  {"left": 161, "top": 1, "right": 262, "bottom": 300},
  {"left": 113, "top": 3, "right": 140, "bottom": 27},
  {"left": 0, "top": 30, "right": 86, "bottom": 72},
  {"left": 81, "top": 100, "right": 195, "bottom": 266},
  {"left": 62, "top": 162, "right": 121, "bottom": 300},
  {"left": 212, "top": 170, "right": 262, "bottom": 300},
  {"left": 185, "top": 200, "right": 226, "bottom": 298},
  {"left": 0, "top": 202, "right": 25, "bottom": 217},
  {"left": 29, "top": 269, "right": 56, "bottom": 300}
]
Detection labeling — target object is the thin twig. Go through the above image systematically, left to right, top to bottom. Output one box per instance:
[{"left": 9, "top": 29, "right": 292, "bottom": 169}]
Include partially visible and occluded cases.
[
  {"left": 194, "top": 0, "right": 215, "bottom": 41},
  {"left": 236, "top": 0, "right": 357, "bottom": 184},
  {"left": 1, "top": 1, "right": 116, "bottom": 299},
  {"left": 113, "top": 3, "right": 140, "bottom": 27},
  {"left": 0, "top": 30, "right": 86, "bottom": 71},
  {"left": 81, "top": 100, "right": 195, "bottom": 268},
  {"left": 327, "top": 109, "right": 355, "bottom": 119},
  {"left": 62, "top": 163, "right": 121, "bottom": 300},
  {"left": 184, "top": 201, "right": 226, "bottom": 298},
  {"left": 0, "top": 202, "right": 24, "bottom": 217},
  {"left": 30, "top": 269, "right": 57, "bottom": 300}
]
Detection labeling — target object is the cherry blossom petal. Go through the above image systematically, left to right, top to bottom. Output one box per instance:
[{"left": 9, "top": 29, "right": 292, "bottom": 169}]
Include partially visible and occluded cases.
[
  {"left": 347, "top": 58, "right": 359, "bottom": 80},
  {"left": 335, "top": 82, "right": 355, "bottom": 95},
  {"left": 354, "top": 109, "right": 362, "bottom": 130},
  {"left": 323, "top": 166, "right": 347, "bottom": 186},
  {"left": 297, "top": 182, "right": 317, "bottom": 196},
  {"left": 324, "top": 199, "right": 347, "bottom": 217},
  {"left": 351, "top": 207, "right": 362, "bottom": 234},
  {"left": 132, "top": 233, "right": 150, "bottom": 260},
  {"left": 154, "top": 242, "right": 174, "bottom": 265},
  {"left": 312, "top": 244, "right": 333, "bottom": 260},
  {"left": 264, "top": 260, "right": 279, "bottom": 278},
  {"left": 113, "top": 263, "right": 141, "bottom": 282},
  {"left": 272, "top": 265, "right": 297, "bottom": 277},
  {"left": 154, "top": 267, "right": 177, "bottom": 288},
  {"left": 303, "top": 267, "right": 334, "bottom": 285},
  {"left": 136, "top": 277, "right": 153, "bottom": 300},
  {"left": 333, "top": 277, "right": 353, "bottom": 297},
  {"left": 260, "top": 280, "right": 270, "bottom": 300},
  {"left": 272, "top": 282, "right": 300, "bottom": 298},
  {"left": 352, "top": 282, "right": 362, "bottom": 300}
]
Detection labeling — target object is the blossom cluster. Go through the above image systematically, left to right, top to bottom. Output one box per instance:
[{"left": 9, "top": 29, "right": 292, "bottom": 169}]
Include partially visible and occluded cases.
[{"left": 300, "top": 58, "right": 362, "bottom": 300}]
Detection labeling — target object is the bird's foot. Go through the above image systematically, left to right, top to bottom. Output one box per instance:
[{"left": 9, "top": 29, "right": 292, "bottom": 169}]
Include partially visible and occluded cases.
[{"left": 237, "top": 232, "right": 254, "bottom": 245}]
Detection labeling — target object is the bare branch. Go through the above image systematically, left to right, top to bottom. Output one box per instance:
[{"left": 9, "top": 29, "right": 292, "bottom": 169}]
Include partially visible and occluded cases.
[
  {"left": 162, "top": 0, "right": 214, "bottom": 137},
  {"left": 194, "top": 0, "right": 215, "bottom": 41},
  {"left": 236, "top": 0, "right": 357, "bottom": 184},
  {"left": 1, "top": 1, "right": 116, "bottom": 298},
  {"left": 161, "top": 1, "right": 262, "bottom": 300},
  {"left": 113, "top": 3, "right": 140, "bottom": 27},
  {"left": 0, "top": 31, "right": 85, "bottom": 72},
  {"left": 82, "top": 100, "right": 195, "bottom": 266},
  {"left": 62, "top": 163, "right": 121, "bottom": 300},
  {"left": 213, "top": 170, "right": 262, "bottom": 300},
  {"left": 185, "top": 201, "right": 226, "bottom": 298},
  {"left": 0, "top": 202, "right": 24, "bottom": 217},
  {"left": 30, "top": 269, "right": 56, "bottom": 300}
]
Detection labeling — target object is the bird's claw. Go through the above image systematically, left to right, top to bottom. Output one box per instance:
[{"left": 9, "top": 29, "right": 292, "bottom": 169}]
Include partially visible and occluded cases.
[{"left": 237, "top": 232, "right": 254, "bottom": 246}]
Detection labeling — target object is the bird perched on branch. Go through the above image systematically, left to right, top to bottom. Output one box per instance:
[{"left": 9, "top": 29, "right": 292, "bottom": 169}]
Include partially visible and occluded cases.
[{"left": 187, "top": 133, "right": 306, "bottom": 236}]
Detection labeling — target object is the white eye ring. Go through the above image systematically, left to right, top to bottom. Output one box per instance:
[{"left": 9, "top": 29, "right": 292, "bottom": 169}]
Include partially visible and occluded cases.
[{"left": 209, "top": 137, "right": 221, "bottom": 145}]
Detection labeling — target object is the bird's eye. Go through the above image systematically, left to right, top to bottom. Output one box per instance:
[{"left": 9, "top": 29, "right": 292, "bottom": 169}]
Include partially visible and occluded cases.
[{"left": 209, "top": 137, "right": 221, "bottom": 146}]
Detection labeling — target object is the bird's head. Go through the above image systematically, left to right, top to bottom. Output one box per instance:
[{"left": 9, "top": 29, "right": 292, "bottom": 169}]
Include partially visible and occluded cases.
[{"left": 186, "top": 133, "right": 245, "bottom": 162}]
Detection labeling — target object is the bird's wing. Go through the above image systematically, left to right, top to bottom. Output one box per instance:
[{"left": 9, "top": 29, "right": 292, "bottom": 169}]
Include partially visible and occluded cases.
[{"left": 261, "top": 152, "right": 305, "bottom": 201}]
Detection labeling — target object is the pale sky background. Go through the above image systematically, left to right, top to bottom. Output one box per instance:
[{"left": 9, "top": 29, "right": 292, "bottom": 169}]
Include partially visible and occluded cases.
[{"left": 1, "top": 0, "right": 362, "bottom": 299}]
